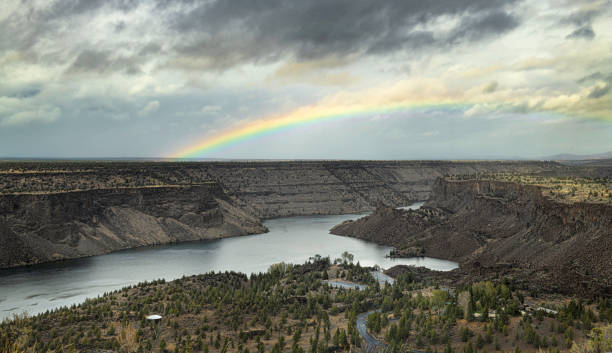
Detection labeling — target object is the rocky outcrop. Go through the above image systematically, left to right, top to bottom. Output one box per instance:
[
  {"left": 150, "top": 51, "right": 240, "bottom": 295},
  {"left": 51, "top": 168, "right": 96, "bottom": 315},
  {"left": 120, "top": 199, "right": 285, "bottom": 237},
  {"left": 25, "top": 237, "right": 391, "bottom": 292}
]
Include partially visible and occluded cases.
[
  {"left": 332, "top": 179, "right": 612, "bottom": 297},
  {"left": 437, "top": 180, "right": 612, "bottom": 297},
  {"left": 0, "top": 184, "right": 266, "bottom": 268},
  {"left": 331, "top": 205, "right": 450, "bottom": 256}
]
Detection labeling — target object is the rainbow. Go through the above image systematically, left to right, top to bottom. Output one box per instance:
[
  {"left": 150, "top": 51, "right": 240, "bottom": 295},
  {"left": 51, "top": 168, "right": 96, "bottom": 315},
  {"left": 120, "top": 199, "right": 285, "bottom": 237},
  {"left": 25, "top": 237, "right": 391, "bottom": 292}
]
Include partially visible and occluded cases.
[{"left": 171, "top": 101, "right": 472, "bottom": 159}]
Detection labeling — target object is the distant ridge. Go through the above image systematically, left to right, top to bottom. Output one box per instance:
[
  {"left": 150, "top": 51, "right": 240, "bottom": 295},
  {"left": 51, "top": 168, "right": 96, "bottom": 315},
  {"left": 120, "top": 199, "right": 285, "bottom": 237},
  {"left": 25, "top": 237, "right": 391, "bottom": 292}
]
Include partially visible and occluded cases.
[
  {"left": 541, "top": 151, "right": 612, "bottom": 161},
  {"left": 2, "top": 152, "right": 612, "bottom": 162}
]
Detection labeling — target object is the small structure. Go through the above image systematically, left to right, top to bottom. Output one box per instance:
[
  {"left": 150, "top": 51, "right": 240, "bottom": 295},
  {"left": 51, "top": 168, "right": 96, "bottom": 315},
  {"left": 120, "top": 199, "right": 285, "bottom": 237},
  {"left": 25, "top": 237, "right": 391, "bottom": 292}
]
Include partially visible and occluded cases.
[
  {"left": 536, "top": 306, "right": 558, "bottom": 315},
  {"left": 146, "top": 314, "right": 162, "bottom": 338}
]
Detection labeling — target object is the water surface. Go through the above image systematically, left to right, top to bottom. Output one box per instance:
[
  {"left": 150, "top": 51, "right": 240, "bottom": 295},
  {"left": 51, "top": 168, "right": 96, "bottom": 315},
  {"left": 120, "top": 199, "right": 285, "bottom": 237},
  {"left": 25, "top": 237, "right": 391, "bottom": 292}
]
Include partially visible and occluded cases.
[
  {"left": 397, "top": 202, "right": 424, "bottom": 210},
  {"left": 0, "top": 207, "right": 457, "bottom": 320}
]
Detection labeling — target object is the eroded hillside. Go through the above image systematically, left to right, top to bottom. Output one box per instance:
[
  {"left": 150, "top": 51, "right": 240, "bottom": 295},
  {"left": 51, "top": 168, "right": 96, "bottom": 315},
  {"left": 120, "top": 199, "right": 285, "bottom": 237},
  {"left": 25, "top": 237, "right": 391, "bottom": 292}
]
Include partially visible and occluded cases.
[
  {"left": 331, "top": 178, "right": 612, "bottom": 297},
  {"left": 0, "top": 184, "right": 265, "bottom": 268}
]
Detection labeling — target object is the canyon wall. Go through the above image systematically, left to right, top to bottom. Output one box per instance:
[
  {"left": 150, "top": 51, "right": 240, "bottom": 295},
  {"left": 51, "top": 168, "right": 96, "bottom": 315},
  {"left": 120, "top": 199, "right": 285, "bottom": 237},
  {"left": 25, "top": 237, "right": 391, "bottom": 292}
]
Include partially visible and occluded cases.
[
  {"left": 0, "top": 160, "right": 559, "bottom": 268},
  {"left": 0, "top": 160, "right": 560, "bottom": 218},
  {"left": 205, "top": 161, "right": 563, "bottom": 217},
  {"left": 331, "top": 178, "right": 612, "bottom": 297},
  {"left": 0, "top": 184, "right": 265, "bottom": 268}
]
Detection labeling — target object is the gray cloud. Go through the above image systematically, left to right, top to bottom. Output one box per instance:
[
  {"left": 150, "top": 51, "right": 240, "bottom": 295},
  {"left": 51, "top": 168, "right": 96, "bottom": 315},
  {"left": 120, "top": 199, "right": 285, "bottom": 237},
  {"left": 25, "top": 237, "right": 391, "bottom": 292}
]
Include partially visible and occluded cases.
[
  {"left": 1, "top": 0, "right": 523, "bottom": 74},
  {"left": 1, "top": 0, "right": 611, "bottom": 159},
  {"left": 43, "top": 0, "right": 139, "bottom": 20},
  {"left": 170, "top": 0, "right": 522, "bottom": 70},
  {"left": 0, "top": 1, "right": 108, "bottom": 52},
  {"left": 559, "top": 5, "right": 612, "bottom": 41},
  {"left": 560, "top": 10, "right": 598, "bottom": 27},
  {"left": 448, "top": 11, "right": 519, "bottom": 44},
  {"left": 115, "top": 21, "right": 127, "bottom": 32},
  {"left": 566, "top": 26, "right": 595, "bottom": 40},
  {"left": 139, "top": 43, "right": 163, "bottom": 57},
  {"left": 67, "top": 50, "right": 142, "bottom": 75},
  {"left": 68, "top": 50, "right": 113, "bottom": 73},
  {"left": 577, "top": 71, "right": 612, "bottom": 99},
  {"left": 578, "top": 72, "right": 612, "bottom": 84},
  {"left": 578, "top": 72, "right": 605, "bottom": 83},
  {"left": 483, "top": 81, "right": 498, "bottom": 94},
  {"left": 588, "top": 84, "right": 610, "bottom": 99},
  {"left": 7, "top": 88, "right": 42, "bottom": 99}
]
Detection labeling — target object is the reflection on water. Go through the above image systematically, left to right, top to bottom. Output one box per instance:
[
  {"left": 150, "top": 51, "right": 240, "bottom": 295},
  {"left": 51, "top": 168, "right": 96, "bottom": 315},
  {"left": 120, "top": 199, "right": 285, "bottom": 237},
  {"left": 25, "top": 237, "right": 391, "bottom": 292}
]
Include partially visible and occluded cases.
[
  {"left": 397, "top": 202, "right": 425, "bottom": 210},
  {"left": 0, "top": 206, "right": 457, "bottom": 320}
]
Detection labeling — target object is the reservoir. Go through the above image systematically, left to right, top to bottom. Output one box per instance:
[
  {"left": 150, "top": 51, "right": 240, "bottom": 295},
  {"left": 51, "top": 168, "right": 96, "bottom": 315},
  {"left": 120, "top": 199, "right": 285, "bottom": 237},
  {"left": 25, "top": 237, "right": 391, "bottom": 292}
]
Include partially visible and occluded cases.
[{"left": 0, "top": 206, "right": 458, "bottom": 321}]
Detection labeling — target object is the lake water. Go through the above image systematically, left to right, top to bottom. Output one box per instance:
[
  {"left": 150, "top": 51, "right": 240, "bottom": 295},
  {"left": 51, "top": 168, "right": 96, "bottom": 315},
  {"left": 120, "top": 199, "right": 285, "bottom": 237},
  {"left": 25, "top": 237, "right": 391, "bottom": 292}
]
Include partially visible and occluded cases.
[
  {"left": 397, "top": 201, "right": 424, "bottom": 210},
  {"left": 0, "top": 204, "right": 458, "bottom": 321}
]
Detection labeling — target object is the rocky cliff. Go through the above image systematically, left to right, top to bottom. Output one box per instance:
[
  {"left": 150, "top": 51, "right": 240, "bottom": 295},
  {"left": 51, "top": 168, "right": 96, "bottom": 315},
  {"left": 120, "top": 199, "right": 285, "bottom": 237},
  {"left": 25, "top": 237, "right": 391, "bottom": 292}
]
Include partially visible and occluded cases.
[
  {"left": 0, "top": 160, "right": 560, "bottom": 268},
  {"left": 0, "top": 160, "right": 560, "bottom": 217},
  {"left": 205, "top": 161, "right": 564, "bottom": 217},
  {"left": 331, "top": 179, "right": 612, "bottom": 297},
  {"left": 0, "top": 184, "right": 265, "bottom": 268}
]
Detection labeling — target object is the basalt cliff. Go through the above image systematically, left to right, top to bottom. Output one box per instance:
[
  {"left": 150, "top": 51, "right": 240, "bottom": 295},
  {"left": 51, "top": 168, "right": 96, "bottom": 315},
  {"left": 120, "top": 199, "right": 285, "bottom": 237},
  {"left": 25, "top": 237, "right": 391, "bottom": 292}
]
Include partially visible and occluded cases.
[
  {"left": 0, "top": 160, "right": 563, "bottom": 268},
  {"left": 331, "top": 178, "right": 612, "bottom": 297},
  {"left": 0, "top": 184, "right": 265, "bottom": 268}
]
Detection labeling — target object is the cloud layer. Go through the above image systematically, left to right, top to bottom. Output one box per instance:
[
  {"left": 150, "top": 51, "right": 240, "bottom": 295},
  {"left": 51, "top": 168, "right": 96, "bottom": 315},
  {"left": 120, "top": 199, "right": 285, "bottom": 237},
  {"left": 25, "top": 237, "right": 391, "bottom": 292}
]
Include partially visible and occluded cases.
[
  {"left": 0, "top": 0, "right": 611, "bottom": 158},
  {"left": 170, "top": 0, "right": 521, "bottom": 69}
]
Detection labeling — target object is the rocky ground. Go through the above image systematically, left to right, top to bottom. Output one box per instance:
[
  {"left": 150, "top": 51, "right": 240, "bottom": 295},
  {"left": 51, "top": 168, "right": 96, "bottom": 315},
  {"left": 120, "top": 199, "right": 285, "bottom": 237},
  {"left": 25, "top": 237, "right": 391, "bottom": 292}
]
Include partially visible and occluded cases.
[{"left": 332, "top": 178, "right": 612, "bottom": 298}]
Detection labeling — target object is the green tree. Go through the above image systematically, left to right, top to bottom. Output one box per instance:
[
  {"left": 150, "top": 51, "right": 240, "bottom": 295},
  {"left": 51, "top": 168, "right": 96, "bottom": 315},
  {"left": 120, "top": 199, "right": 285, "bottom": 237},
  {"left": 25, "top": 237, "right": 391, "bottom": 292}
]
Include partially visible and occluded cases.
[{"left": 341, "top": 251, "right": 354, "bottom": 264}]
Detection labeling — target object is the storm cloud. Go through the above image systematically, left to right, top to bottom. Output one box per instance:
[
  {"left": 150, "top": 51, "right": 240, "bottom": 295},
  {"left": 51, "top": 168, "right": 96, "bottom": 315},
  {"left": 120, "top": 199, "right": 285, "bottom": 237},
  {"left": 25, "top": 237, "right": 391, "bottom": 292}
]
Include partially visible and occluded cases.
[
  {"left": 1, "top": 0, "right": 611, "bottom": 159},
  {"left": 1, "top": 0, "right": 522, "bottom": 73},
  {"left": 170, "top": 0, "right": 521, "bottom": 69},
  {"left": 560, "top": 7, "right": 606, "bottom": 41}
]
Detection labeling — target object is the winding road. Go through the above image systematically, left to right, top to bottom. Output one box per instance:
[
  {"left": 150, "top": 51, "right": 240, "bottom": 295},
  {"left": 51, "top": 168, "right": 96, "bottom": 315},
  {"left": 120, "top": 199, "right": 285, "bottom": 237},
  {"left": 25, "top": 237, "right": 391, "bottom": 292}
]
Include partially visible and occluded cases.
[
  {"left": 327, "top": 272, "right": 403, "bottom": 349},
  {"left": 328, "top": 272, "right": 394, "bottom": 348},
  {"left": 328, "top": 272, "right": 445, "bottom": 353},
  {"left": 325, "top": 280, "right": 367, "bottom": 290},
  {"left": 357, "top": 310, "right": 384, "bottom": 349}
]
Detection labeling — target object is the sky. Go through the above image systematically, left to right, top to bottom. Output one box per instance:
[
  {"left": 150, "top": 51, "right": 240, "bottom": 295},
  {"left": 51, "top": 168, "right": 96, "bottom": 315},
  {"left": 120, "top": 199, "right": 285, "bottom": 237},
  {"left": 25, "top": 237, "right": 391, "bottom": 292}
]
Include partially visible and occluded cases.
[{"left": 0, "top": 0, "right": 611, "bottom": 159}]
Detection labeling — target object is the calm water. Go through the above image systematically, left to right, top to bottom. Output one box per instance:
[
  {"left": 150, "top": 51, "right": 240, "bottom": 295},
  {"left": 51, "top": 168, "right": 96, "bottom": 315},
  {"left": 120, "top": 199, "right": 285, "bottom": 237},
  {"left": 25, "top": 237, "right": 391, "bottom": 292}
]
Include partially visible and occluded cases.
[
  {"left": 397, "top": 202, "right": 424, "bottom": 210},
  {"left": 0, "top": 204, "right": 457, "bottom": 320}
]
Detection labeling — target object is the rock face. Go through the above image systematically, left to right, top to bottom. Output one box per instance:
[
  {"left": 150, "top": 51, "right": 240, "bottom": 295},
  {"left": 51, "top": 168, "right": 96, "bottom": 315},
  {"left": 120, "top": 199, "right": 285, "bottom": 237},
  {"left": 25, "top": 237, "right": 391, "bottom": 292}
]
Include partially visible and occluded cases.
[
  {"left": 0, "top": 160, "right": 559, "bottom": 268},
  {"left": 0, "top": 160, "right": 559, "bottom": 216},
  {"left": 205, "top": 161, "right": 561, "bottom": 217},
  {"left": 332, "top": 179, "right": 612, "bottom": 297},
  {"left": 0, "top": 184, "right": 266, "bottom": 268},
  {"left": 331, "top": 205, "right": 451, "bottom": 256}
]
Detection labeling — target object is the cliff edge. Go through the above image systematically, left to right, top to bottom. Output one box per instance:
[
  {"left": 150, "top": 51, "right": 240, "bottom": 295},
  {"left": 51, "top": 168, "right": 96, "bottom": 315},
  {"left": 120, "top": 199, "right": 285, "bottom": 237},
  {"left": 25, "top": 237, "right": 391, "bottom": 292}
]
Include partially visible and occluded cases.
[
  {"left": 0, "top": 160, "right": 565, "bottom": 268},
  {"left": 331, "top": 178, "right": 612, "bottom": 297},
  {"left": 0, "top": 184, "right": 266, "bottom": 268}
]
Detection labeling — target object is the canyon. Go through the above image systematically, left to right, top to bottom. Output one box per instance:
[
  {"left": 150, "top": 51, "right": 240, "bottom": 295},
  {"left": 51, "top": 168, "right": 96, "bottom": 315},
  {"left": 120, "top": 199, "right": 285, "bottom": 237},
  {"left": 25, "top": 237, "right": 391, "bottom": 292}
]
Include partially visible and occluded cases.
[
  {"left": 0, "top": 160, "right": 559, "bottom": 268},
  {"left": 331, "top": 178, "right": 612, "bottom": 297}
]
